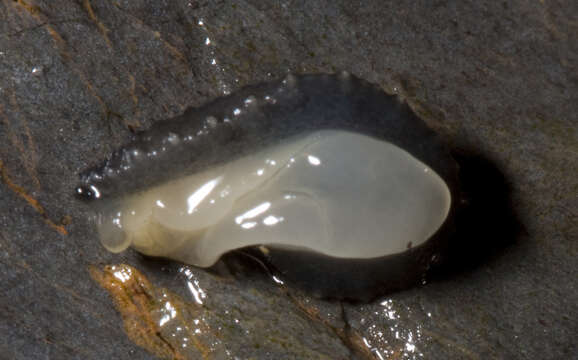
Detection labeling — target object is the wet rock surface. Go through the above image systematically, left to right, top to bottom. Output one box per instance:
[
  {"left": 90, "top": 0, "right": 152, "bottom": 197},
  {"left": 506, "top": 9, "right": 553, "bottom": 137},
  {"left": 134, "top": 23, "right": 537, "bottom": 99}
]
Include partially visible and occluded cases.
[{"left": 0, "top": 0, "right": 576, "bottom": 359}]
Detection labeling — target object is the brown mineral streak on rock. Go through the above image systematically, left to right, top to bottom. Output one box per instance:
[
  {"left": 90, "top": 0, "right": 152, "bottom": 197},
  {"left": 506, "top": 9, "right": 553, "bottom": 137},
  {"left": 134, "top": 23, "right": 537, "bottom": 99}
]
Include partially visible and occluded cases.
[
  {"left": 11, "top": 0, "right": 65, "bottom": 48},
  {"left": 12, "top": 0, "right": 110, "bottom": 120},
  {"left": 82, "top": 0, "right": 113, "bottom": 49},
  {"left": 111, "top": 3, "right": 190, "bottom": 70},
  {"left": 152, "top": 30, "right": 189, "bottom": 65},
  {"left": 124, "top": 73, "right": 143, "bottom": 130},
  {"left": 128, "top": 74, "right": 140, "bottom": 107},
  {"left": 1, "top": 100, "right": 40, "bottom": 189},
  {"left": 0, "top": 160, "right": 68, "bottom": 235},
  {"left": 89, "top": 264, "right": 214, "bottom": 360},
  {"left": 287, "top": 294, "right": 377, "bottom": 360}
]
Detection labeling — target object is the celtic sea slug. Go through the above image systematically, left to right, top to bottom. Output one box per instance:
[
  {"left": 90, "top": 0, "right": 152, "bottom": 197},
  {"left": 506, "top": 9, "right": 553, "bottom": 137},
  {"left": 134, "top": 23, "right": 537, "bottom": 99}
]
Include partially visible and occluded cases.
[{"left": 76, "top": 73, "right": 459, "bottom": 301}]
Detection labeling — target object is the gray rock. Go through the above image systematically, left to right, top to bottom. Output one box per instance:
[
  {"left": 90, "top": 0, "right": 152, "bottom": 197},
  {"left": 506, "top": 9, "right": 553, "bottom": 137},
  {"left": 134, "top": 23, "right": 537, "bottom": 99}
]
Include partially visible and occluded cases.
[{"left": 0, "top": 0, "right": 576, "bottom": 359}]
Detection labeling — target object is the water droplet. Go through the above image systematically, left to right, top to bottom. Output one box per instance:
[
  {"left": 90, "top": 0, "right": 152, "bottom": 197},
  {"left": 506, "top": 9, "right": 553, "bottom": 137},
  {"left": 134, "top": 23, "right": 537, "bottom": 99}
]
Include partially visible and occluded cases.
[
  {"left": 31, "top": 66, "right": 43, "bottom": 76},
  {"left": 244, "top": 95, "right": 257, "bottom": 107},
  {"left": 264, "top": 95, "right": 277, "bottom": 104}
]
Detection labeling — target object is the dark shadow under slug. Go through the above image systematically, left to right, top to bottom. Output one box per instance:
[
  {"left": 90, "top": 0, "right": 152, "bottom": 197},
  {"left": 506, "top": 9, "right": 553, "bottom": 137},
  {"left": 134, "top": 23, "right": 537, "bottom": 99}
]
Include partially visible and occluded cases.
[{"left": 76, "top": 73, "right": 460, "bottom": 301}]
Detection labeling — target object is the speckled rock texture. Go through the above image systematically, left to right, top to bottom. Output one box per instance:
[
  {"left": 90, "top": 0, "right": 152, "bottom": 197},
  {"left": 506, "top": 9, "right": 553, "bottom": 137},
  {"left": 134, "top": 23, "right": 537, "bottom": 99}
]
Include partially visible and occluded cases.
[{"left": 0, "top": 1, "right": 576, "bottom": 359}]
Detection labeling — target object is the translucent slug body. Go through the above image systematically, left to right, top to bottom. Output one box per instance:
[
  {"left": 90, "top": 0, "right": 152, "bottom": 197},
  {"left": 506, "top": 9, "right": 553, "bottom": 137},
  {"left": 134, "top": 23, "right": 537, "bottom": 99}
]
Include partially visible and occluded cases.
[{"left": 77, "top": 73, "right": 459, "bottom": 301}]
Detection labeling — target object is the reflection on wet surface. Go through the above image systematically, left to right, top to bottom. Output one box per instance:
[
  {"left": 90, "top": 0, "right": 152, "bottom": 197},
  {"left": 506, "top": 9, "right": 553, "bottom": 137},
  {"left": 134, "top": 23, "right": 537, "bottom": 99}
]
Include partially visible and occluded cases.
[
  {"left": 89, "top": 263, "right": 460, "bottom": 359},
  {"left": 91, "top": 263, "right": 351, "bottom": 359},
  {"left": 90, "top": 264, "right": 229, "bottom": 359},
  {"left": 352, "top": 299, "right": 426, "bottom": 359}
]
